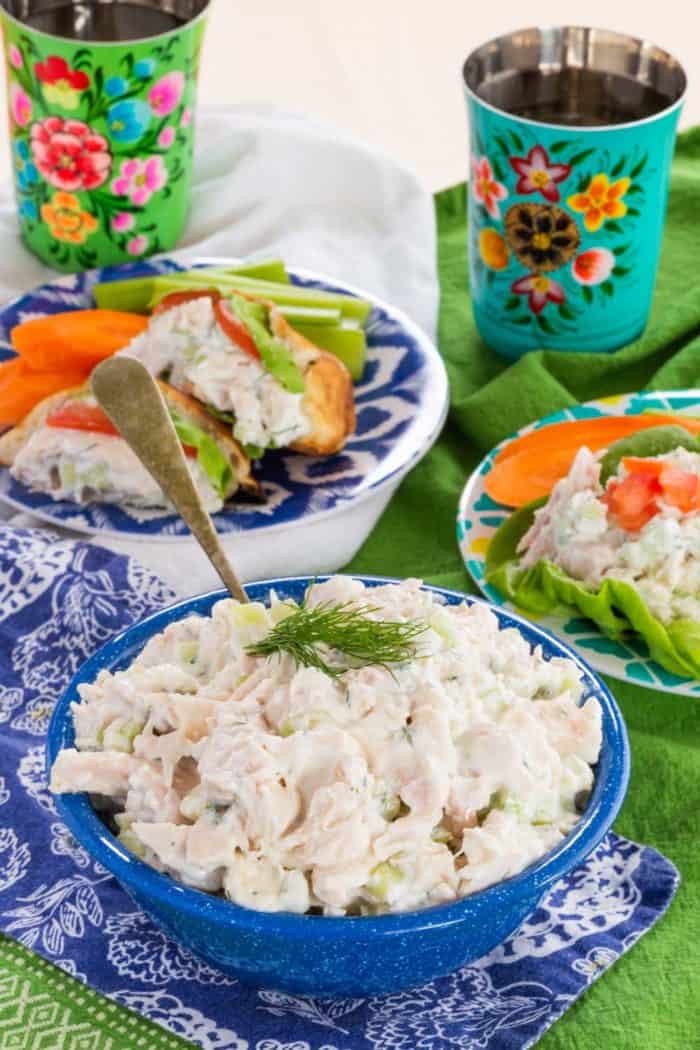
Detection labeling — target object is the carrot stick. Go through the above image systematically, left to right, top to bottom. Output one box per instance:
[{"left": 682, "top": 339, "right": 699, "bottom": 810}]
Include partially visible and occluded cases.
[
  {"left": 11, "top": 310, "right": 148, "bottom": 372},
  {"left": 0, "top": 358, "right": 87, "bottom": 426},
  {"left": 495, "top": 414, "right": 700, "bottom": 464},
  {"left": 485, "top": 445, "right": 587, "bottom": 507}
]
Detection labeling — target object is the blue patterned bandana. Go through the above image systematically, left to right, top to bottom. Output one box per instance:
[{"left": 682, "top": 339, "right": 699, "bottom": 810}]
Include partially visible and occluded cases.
[{"left": 0, "top": 526, "right": 679, "bottom": 1049}]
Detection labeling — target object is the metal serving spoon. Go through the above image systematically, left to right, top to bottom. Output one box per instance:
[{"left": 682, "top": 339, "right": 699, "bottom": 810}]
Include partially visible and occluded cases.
[{"left": 91, "top": 356, "right": 249, "bottom": 603}]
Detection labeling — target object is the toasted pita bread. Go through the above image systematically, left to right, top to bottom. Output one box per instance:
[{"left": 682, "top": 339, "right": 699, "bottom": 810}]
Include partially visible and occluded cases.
[
  {"left": 137, "top": 289, "right": 356, "bottom": 456},
  {"left": 268, "top": 305, "right": 355, "bottom": 456},
  {"left": 0, "top": 380, "right": 262, "bottom": 501},
  {"left": 158, "top": 382, "right": 261, "bottom": 500},
  {"left": 0, "top": 384, "right": 85, "bottom": 467}
]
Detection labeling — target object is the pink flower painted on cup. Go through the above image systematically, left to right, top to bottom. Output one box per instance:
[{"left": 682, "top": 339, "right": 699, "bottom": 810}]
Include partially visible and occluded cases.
[
  {"left": 9, "top": 45, "right": 23, "bottom": 70},
  {"left": 148, "top": 71, "right": 184, "bottom": 116},
  {"left": 10, "top": 82, "right": 32, "bottom": 127},
  {"left": 181, "top": 107, "right": 192, "bottom": 128},
  {"left": 30, "top": 116, "right": 111, "bottom": 190},
  {"left": 158, "top": 126, "right": 176, "bottom": 149},
  {"left": 509, "top": 146, "right": 571, "bottom": 204},
  {"left": 471, "top": 155, "right": 508, "bottom": 220},
  {"left": 112, "top": 156, "right": 167, "bottom": 206},
  {"left": 112, "top": 211, "right": 135, "bottom": 233},
  {"left": 127, "top": 235, "right": 149, "bottom": 256},
  {"left": 572, "top": 247, "right": 616, "bottom": 286},
  {"left": 512, "top": 273, "right": 565, "bottom": 315}
]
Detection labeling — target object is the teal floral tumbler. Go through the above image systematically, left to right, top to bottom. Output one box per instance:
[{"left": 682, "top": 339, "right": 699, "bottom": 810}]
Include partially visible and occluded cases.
[{"left": 463, "top": 27, "right": 686, "bottom": 359}]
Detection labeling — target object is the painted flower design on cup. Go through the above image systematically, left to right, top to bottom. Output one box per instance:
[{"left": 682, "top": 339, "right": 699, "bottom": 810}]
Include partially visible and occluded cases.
[
  {"left": 9, "top": 45, "right": 23, "bottom": 70},
  {"left": 35, "top": 56, "right": 90, "bottom": 111},
  {"left": 134, "top": 58, "right": 156, "bottom": 80},
  {"left": 148, "top": 71, "right": 185, "bottom": 116},
  {"left": 105, "top": 76, "right": 129, "bottom": 99},
  {"left": 10, "top": 82, "right": 32, "bottom": 127},
  {"left": 107, "top": 99, "right": 153, "bottom": 144},
  {"left": 181, "top": 108, "right": 192, "bottom": 128},
  {"left": 30, "top": 117, "right": 112, "bottom": 191},
  {"left": 158, "top": 126, "right": 176, "bottom": 149},
  {"left": 13, "top": 140, "right": 39, "bottom": 191},
  {"left": 509, "top": 145, "right": 571, "bottom": 203},
  {"left": 472, "top": 155, "right": 508, "bottom": 219},
  {"left": 112, "top": 156, "right": 167, "bottom": 206},
  {"left": 568, "top": 174, "right": 630, "bottom": 232},
  {"left": 41, "top": 192, "right": 98, "bottom": 245},
  {"left": 19, "top": 200, "right": 38, "bottom": 221},
  {"left": 505, "top": 203, "right": 580, "bottom": 272},
  {"left": 112, "top": 212, "right": 135, "bottom": 233},
  {"left": 479, "top": 228, "right": 509, "bottom": 271},
  {"left": 127, "top": 235, "right": 149, "bottom": 256},
  {"left": 572, "top": 248, "right": 616, "bottom": 286},
  {"left": 512, "top": 273, "right": 565, "bottom": 314}
]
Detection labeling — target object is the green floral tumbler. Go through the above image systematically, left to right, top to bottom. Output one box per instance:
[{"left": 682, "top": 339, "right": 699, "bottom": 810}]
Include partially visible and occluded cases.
[{"left": 0, "top": 0, "right": 210, "bottom": 271}]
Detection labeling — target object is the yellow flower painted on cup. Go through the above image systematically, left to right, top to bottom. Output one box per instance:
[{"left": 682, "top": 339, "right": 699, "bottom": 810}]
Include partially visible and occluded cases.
[
  {"left": 567, "top": 174, "right": 630, "bottom": 232},
  {"left": 41, "top": 192, "right": 98, "bottom": 245},
  {"left": 479, "top": 228, "right": 509, "bottom": 271}
]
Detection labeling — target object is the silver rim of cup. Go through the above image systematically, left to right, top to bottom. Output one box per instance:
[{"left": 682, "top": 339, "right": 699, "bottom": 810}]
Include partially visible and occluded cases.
[
  {"left": 0, "top": 0, "right": 213, "bottom": 44},
  {"left": 463, "top": 25, "right": 687, "bottom": 131}
]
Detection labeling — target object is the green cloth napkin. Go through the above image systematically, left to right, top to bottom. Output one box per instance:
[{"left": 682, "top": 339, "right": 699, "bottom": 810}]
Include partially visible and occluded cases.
[
  {"left": 349, "top": 126, "right": 700, "bottom": 1049},
  {"left": 3, "top": 129, "right": 700, "bottom": 1049}
]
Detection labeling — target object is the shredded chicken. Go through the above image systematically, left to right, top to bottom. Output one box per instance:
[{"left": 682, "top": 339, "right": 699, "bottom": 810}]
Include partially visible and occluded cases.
[{"left": 50, "top": 577, "right": 601, "bottom": 915}]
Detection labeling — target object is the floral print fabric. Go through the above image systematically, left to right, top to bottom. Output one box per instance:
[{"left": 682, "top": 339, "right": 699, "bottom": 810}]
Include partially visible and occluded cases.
[{"left": 0, "top": 524, "right": 680, "bottom": 1050}]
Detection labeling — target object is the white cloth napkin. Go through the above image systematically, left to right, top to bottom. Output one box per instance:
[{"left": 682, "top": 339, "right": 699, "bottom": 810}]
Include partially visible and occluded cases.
[
  {"left": 0, "top": 104, "right": 439, "bottom": 335},
  {"left": 0, "top": 106, "right": 439, "bottom": 590}
]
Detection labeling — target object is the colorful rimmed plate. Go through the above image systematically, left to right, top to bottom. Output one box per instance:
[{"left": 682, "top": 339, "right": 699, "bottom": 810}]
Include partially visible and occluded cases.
[
  {"left": 0, "top": 259, "right": 447, "bottom": 541},
  {"left": 458, "top": 391, "right": 700, "bottom": 697}
]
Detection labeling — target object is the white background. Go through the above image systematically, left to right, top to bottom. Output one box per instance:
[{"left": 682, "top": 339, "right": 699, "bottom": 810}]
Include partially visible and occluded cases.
[{"left": 0, "top": 1, "right": 696, "bottom": 190}]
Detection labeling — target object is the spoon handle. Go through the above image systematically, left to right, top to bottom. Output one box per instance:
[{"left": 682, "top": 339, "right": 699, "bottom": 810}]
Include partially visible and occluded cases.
[{"left": 91, "top": 356, "right": 249, "bottom": 603}]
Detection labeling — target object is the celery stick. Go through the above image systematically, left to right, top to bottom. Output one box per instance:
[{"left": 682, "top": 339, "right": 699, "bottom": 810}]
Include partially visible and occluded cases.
[
  {"left": 93, "top": 260, "right": 289, "bottom": 313},
  {"left": 214, "top": 260, "right": 289, "bottom": 283},
  {"left": 175, "top": 270, "right": 373, "bottom": 324},
  {"left": 142, "top": 273, "right": 372, "bottom": 325},
  {"left": 94, "top": 277, "right": 156, "bottom": 313},
  {"left": 145, "top": 282, "right": 346, "bottom": 330},
  {"left": 281, "top": 305, "right": 341, "bottom": 326},
  {"left": 294, "top": 324, "right": 367, "bottom": 380}
]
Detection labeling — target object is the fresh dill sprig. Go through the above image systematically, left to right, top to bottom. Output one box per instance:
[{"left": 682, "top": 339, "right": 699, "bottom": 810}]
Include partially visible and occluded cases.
[{"left": 245, "top": 599, "right": 428, "bottom": 677}]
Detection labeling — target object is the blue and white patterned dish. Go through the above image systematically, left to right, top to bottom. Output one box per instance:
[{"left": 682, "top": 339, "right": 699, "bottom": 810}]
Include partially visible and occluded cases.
[
  {"left": 0, "top": 259, "right": 448, "bottom": 540},
  {"left": 458, "top": 390, "right": 700, "bottom": 697},
  {"left": 48, "top": 575, "right": 630, "bottom": 998}
]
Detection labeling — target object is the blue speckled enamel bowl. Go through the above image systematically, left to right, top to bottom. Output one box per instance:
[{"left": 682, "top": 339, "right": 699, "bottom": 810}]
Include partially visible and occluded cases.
[{"left": 47, "top": 576, "right": 630, "bottom": 997}]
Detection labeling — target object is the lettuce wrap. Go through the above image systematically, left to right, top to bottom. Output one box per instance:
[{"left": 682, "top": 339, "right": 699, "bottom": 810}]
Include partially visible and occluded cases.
[{"left": 485, "top": 427, "right": 700, "bottom": 680}]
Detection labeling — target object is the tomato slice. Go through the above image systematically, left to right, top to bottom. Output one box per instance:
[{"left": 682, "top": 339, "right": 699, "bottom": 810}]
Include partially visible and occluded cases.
[
  {"left": 152, "top": 289, "right": 221, "bottom": 315},
  {"left": 214, "top": 299, "right": 261, "bottom": 360},
  {"left": 46, "top": 402, "right": 119, "bottom": 435},
  {"left": 622, "top": 456, "right": 700, "bottom": 514},
  {"left": 621, "top": 457, "right": 665, "bottom": 478},
  {"left": 659, "top": 466, "right": 700, "bottom": 513},
  {"left": 604, "top": 472, "right": 661, "bottom": 531}
]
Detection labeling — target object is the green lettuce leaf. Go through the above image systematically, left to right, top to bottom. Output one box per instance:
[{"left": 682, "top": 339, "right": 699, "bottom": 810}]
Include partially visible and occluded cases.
[
  {"left": 228, "top": 294, "right": 306, "bottom": 395},
  {"left": 170, "top": 411, "right": 233, "bottom": 499},
  {"left": 599, "top": 425, "right": 700, "bottom": 485},
  {"left": 485, "top": 498, "right": 700, "bottom": 679}
]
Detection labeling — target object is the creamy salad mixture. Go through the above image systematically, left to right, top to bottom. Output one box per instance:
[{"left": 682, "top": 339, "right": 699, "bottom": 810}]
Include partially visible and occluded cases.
[
  {"left": 123, "top": 297, "right": 313, "bottom": 451},
  {"left": 12, "top": 423, "right": 222, "bottom": 512},
  {"left": 520, "top": 446, "right": 700, "bottom": 623},
  {"left": 51, "top": 578, "right": 601, "bottom": 916}
]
